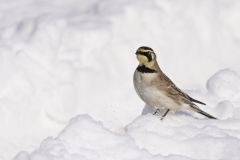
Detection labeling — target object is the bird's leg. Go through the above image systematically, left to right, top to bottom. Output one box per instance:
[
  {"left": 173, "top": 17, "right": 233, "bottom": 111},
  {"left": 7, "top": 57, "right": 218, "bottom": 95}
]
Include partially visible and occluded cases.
[
  {"left": 153, "top": 109, "right": 160, "bottom": 115},
  {"left": 160, "top": 109, "right": 170, "bottom": 120}
]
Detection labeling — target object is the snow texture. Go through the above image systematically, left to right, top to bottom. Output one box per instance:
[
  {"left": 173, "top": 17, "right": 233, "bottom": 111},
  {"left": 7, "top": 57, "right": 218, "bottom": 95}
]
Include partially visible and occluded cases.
[
  {"left": 0, "top": 0, "right": 240, "bottom": 160},
  {"left": 14, "top": 111, "right": 240, "bottom": 160}
]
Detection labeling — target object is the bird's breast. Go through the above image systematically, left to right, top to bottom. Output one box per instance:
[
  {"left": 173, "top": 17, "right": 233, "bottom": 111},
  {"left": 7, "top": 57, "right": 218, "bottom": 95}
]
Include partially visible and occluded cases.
[{"left": 133, "top": 70, "right": 180, "bottom": 110}]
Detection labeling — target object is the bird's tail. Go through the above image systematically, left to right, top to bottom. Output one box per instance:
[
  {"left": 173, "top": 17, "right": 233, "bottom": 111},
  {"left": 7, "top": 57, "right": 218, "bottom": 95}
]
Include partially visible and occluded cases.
[{"left": 190, "top": 104, "right": 217, "bottom": 119}]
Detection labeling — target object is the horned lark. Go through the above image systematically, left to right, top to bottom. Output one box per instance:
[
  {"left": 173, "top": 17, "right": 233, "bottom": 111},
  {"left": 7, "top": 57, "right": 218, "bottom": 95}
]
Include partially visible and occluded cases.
[{"left": 133, "top": 46, "right": 217, "bottom": 119}]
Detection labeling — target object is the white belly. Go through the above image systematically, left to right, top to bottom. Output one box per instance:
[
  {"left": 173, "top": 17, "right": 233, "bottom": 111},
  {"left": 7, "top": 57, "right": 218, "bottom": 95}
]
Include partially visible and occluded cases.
[{"left": 133, "top": 70, "right": 180, "bottom": 110}]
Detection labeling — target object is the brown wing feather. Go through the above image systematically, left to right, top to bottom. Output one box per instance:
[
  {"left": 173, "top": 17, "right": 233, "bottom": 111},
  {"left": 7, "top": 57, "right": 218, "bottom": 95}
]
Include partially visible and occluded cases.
[{"left": 158, "top": 72, "right": 205, "bottom": 105}]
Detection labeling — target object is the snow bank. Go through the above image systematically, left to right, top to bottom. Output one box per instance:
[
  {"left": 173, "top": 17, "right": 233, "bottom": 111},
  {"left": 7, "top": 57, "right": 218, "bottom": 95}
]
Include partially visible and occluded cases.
[
  {"left": 14, "top": 110, "right": 240, "bottom": 160},
  {"left": 14, "top": 115, "right": 191, "bottom": 160},
  {"left": 127, "top": 115, "right": 240, "bottom": 160}
]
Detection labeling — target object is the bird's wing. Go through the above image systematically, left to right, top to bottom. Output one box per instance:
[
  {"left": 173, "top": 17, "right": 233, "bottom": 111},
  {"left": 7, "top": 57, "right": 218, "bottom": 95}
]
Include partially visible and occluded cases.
[{"left": 158, "top": 72, "right": 206, "bottom": 105}]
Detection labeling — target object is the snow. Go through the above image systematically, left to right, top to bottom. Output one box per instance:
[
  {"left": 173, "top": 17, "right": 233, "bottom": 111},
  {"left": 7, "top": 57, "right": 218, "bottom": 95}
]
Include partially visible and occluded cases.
[
  {"left": 0, "top": 0, "right": 240, "bottom": 160},
  {"left": 207, "top": 69, "right": 240, "bottom": 99},
  {"left": 13, "top": 110, "right": 240, "bottom": 160},
  {"left": 14, "top": 115, "right": 191, "bottom": 160}
]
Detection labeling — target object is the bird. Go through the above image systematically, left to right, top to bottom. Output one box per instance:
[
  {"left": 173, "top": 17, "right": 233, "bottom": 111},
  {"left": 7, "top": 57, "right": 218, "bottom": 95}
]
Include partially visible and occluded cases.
[{"left": 133, "top": 46, "right": 217, "bottom": 120}]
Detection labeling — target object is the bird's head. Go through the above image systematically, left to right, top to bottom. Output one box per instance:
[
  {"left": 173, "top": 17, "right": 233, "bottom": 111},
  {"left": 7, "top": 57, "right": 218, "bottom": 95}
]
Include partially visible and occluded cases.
[{"left": 135, "top": 46, "right": 156, "bottom": 68}]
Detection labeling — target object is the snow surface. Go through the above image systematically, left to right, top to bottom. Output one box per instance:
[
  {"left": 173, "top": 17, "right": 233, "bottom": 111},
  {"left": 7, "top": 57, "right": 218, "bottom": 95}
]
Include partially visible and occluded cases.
[{"left": 0, "top": 0, "right": 240, "bottom": 159}]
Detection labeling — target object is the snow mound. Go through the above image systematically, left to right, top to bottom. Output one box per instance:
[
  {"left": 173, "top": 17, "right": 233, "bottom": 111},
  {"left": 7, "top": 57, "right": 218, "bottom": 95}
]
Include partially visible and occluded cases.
[
  {"left": 207, "top": 69, "right": 240, "bottom": 99},
  {"left": 14, "top": 114, "right": 240, "bottom": 160},
  {"left": 14, "top": 115, "right": 191, "bottom": 160},
  {"left": 127, "top": 115, "right": 240, "bottom": 160}
]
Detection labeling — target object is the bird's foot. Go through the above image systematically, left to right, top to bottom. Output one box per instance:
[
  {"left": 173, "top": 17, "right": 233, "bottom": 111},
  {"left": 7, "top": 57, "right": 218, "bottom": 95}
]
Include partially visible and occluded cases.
[
  {"left": 153, "top": 109, "right": 160, "bottom": 115},
  {"left": 160, "top": 109, "right": 170, "bottom": 120}
]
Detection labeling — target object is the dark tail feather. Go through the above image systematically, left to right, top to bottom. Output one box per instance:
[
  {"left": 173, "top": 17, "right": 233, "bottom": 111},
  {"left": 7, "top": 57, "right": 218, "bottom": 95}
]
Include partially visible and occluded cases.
[
  {"left": 189, "top": 97, "right": 206, "bottom": 105},
  {"left": 190, "top": 104, "right": 217, "bottom": 119}
]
